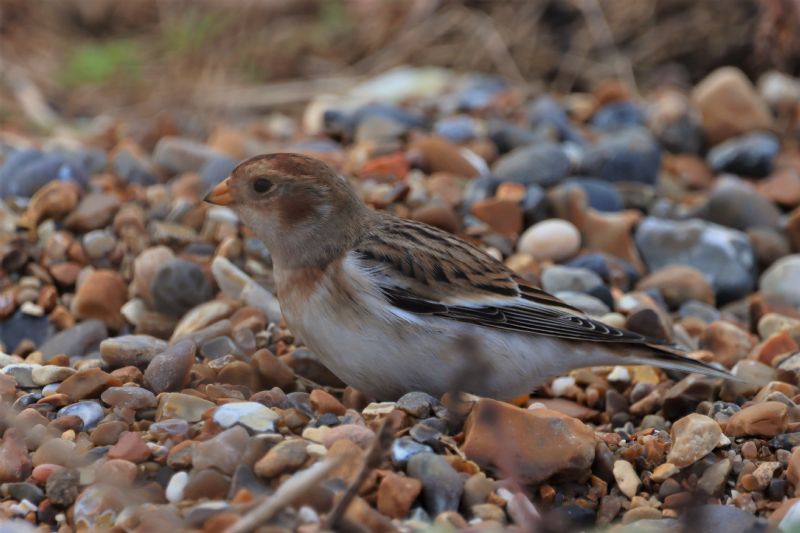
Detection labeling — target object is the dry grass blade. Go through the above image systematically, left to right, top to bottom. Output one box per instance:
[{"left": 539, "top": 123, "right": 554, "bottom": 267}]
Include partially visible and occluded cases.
[
  {"left": 321, "top": 414, "right": 399, "bottom": 530},
  {"left": 224, "top": 457, "right": 343, "bottom": 533}
]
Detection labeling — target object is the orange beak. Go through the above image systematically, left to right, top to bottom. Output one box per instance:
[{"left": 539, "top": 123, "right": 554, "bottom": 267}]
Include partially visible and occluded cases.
[{"left": 204, "top": 177, "right": 233, "bottom": 206}]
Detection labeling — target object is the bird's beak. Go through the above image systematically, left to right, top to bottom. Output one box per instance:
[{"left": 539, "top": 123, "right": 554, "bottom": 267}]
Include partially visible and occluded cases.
[{"left": 205, "top": 177, "right": 233, "bottom": 206}]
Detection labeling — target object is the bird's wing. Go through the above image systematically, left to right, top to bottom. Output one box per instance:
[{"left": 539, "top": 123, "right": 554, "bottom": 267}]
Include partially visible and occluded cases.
[
  {"left": 354, "top": 215, "right": 650, "bottom": 344},
  {"left": 353, "top": 216, "right": 732, "bottom": 379}
]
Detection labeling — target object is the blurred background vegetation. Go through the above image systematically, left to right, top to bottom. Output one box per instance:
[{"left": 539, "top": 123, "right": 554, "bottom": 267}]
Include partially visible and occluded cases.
[{"left": 1, "top": 0, "right": 798, "bottom": 124}]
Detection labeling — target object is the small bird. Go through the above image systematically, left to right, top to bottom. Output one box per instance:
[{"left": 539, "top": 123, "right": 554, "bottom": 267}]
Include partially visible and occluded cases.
[{"left": 206, "top": 153, "right": 729, "bottom": 400}]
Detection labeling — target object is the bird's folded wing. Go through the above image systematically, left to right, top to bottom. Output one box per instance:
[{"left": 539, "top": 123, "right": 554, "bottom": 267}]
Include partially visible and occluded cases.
[{"left": 353, "top": 216, "right": 655, "bottom": 345}]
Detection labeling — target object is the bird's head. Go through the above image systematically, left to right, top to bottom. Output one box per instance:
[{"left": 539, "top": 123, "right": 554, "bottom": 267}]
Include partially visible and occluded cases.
[{"left": 205, "top": 153, "right": 369, "bottom": 268}]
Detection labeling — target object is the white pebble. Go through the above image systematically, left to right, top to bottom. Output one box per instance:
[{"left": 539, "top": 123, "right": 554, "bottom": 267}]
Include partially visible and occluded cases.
[
  {"left": 517, "top": 219, "right": 580, "bottom": 262},
  {"left": 607, "top": 366, "right": 631, "bottom": 384},
  {"left": 550, "top": 376, "right": 576, "bottom": 397},
  {"left": 166, "top": 471, "right": 189, "bottom": 503}
]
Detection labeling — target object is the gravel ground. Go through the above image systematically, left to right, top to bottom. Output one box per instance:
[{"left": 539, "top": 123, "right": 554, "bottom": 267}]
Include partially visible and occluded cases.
[{"left": 1, "top": 65, "right": 800, "bottom": 532}]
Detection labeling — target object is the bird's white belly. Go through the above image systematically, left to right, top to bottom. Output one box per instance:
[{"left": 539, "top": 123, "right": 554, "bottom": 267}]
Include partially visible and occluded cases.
[{"left": 284, "top": 287, "right": 614, "bottom": 400}]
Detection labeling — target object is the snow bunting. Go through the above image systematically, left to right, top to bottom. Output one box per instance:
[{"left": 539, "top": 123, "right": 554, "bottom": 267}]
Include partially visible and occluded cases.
[{"left": 206, "top": 153, "right": 729, "bottom": 400}]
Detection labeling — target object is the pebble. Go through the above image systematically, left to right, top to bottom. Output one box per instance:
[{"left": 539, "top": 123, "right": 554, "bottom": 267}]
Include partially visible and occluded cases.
[
  {"left": 692, "top": 66, "right": 774, "bottom": 144},
  {"left": 581, "top": 127, "right": 661, "bottom": 185},
  {"left": 707, "top": 132, "right": 779, "bottom": 178},
  {"left": 153, "top": 136, "right": 224, "bottom": 175},
  {"left": 492, "top": 142, "right": 570, "bottom": 187},
  {"left": 697, "top": 176, "right": 782, "bottom": 231},
  {"left": 64, "top": 192, "right": 121, "bottom": 233},
  {"left": 635, "top": 217, "right": 755, "bottom": 303},
  {"left": 517, "top": 219, "right": 581, "bottom": 262},
  {"left": 760, "top": 255, "right": 800, "bottom": 308},
  {"left": 150, "top": 258, "right": 214, "bottom": 317},
  {"left": 541, "top": 265, "right": 603, "bottom": 294},
  {"left": 636, "top": 265, "right": 714, "bottom": 307},
  {"left": 71, "top": 269, "right": 128, "bottom": 329},
  {"left": 40, "top": 319, "right": 108, "bottom": 361},
  {"left": 700, "top": 321, "right": 754, "bottom": 368},
  {"left": 101, "top": 336, "right": 167, "bottom": 371},
  {"left": 143, "top": 339, "right": 196, "bottom": 393},
  {"left": 1, "top": 364, "right": 37, "bottom": 388},
  {"left": 31, "top": 365, "right": 75, "bottom": 386},
  {"left": 57, "top": 368, "right": 120, "bottom": 401},
  {"left": 100, "top": 386, "right": 156, "bottom": 410},
  {"left": 156, "top": 393, "right": 215, "bottom": 422},
  {"left": 462, "top": 399, "right": 595, "bottom": 484},
  {"left": 57, "top": 400, "right": 105, "bottom": 430},
  {"left": 724, "top": 401, "right": 789, "bottom": 437},
  {"left": 212, "top": 402, "right": 279, "bottom": 433},
  {"left": 667, "top": 413, "right": 722, "bottom": 467},
  {"left": 194, "top": 426, "right": 250, "bottom": 475},
  {"left": 0, "top": 429, "right": 32, "bottom": 483},
  {"left": 107, "top": 432, "right": 151, "bottom": 462},
  {"left": 391, "top": 437, "right": 433, "bottom": 468},
  {"left": 254, "top": 438, "right": 309, "bottom": 479},
  {"left": 407, "top": 452, "right": 464, "bottom": 516},
  {"left": 613, "top": 460, "right": 640, "bottom": 498},
  {"left": 45, "top": 467, "right": 79, "bottom": 507},
  {"left": 166, "top": 471, "right": 189, "bottom": 503},
  {"left": 377, "top": 472, "right": 423, "bottom": 519}
]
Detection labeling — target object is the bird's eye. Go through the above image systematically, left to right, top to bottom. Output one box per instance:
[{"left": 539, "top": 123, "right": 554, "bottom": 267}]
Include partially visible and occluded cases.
[{"left": 252, "top": 178, "right": 273, "bottom": 194}]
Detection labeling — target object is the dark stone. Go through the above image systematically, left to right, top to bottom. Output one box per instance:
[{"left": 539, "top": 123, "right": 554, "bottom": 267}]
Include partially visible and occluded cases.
[
  {"left": 527, "top": 96, "right": 584, "bottom": 145},
  {"left": 590, "top": 101, "right": 646, "bottom": 131},
  {"left": 488, "top": 119, "right": 541, "bottom": 154},
  {"left": 581, "top": 127, "right": 661, "bottom": 185},
  {"left": 707, "top": 132, "right": 779, "bottom": 178},
  {"left": 492, "top": 143, "right": 571, "bottom": 187},
  {"left": 0, "top": 150, "right": 89, "bottom": 199},
  {"left": 562, "top": 177, "right": 623, "bottom": 212},
  {"left": 694, "top": 177, "right": 782, "bottom": 231},
  {"left": 521, "top": 185, "right": 549, "bottom": 227},
  {"left": 635, "top": 217, "right": 755, "bottom": 304},
  {"left": 150, "top": 258, "right": 214, "bottom": 317},
  {"left": 0, "top": 310, "right": 49, "bottom": 352},
  {"left": 39, "top": 320, "right": 108, "bottom": 361},
  {"left": 662, "top": 376, "right": 720, "bottom": 419},
  {"left": 407, "top": 453, "right": 465, "bottom": 516},
  {"left": 2, "top": 481, "right": 45, "bottom": 504}
]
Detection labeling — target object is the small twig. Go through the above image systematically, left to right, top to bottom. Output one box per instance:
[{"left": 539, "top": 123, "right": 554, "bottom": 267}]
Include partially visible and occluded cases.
[
  {"left": 576, "top": 0, "right": 640, "bottom": 96},
  {"left": 460, "top": 6, "right": 528, "bottom": 86},
  {"left": 0, "top": 64, "right": 60, "bottom": 129},
  {"left": 322, "top": 414, "right": 398, "bottom": 530},
  {"left": 224, "top": 458, "right": 342, "bottom": 533}
]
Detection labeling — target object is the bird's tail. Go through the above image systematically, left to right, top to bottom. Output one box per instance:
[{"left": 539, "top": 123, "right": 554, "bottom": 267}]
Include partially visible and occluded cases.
[{"left": 627, "top": 343, "right": 742, "bottom": 382}]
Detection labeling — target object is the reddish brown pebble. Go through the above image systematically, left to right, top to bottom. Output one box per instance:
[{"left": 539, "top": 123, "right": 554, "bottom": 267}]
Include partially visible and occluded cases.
[
  {"left": 471, "top": 198, "right": 523, "bottom": 236},
  {"left": 71, "top": 269, "right": 128, "bottom": 329},
  {"left": 57, "top": 367, "right": 120, "bottom": 402},
  {"left": 309, "top": 389, "right": 346, "bottom": 416},
  {"left": 462, "top": 400, "right": 596, "bottom": 485},
  {"left": 724, "top": 401, "right": 788, "bottom": 437},
  {"left": 0, "top": 428, "right": 33, "bottom": 483},
  {"left": 107, "top": 432, "right": 152, "bottom": 463},
  {"left": 377, "top": 471, "right": 422, "bottom": 519}
]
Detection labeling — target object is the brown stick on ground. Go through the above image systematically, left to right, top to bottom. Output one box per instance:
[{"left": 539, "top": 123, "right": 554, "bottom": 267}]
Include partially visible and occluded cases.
[{"left": 224, "top": 457, "right": 343, "bottom": 533}]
